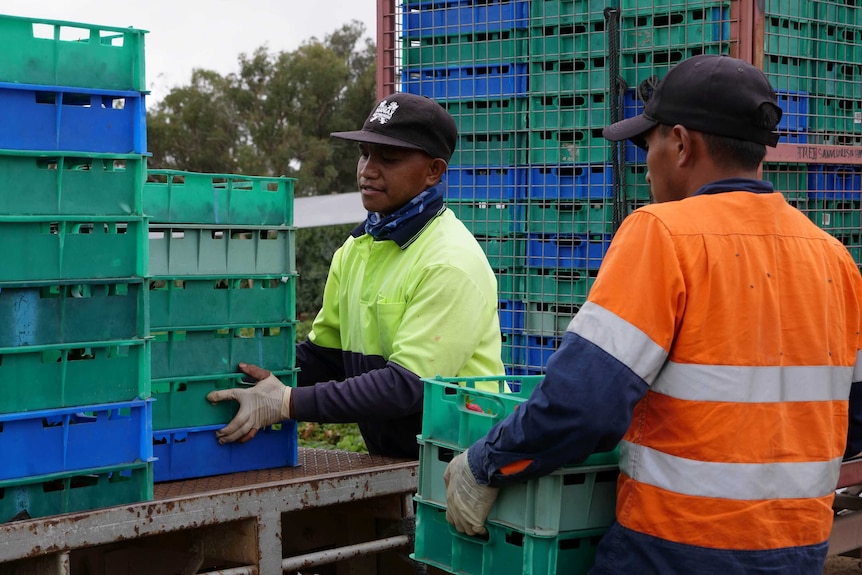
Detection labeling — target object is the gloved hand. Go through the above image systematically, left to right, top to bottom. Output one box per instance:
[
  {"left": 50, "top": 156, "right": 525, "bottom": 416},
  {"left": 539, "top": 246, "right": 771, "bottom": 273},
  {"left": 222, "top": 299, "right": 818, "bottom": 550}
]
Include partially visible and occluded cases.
[
  {"left": 206, "top": 362, "right": 293, "bottom": 445},
  {"left": 443, "top": 450, "right": 499, "bottom": 536}
]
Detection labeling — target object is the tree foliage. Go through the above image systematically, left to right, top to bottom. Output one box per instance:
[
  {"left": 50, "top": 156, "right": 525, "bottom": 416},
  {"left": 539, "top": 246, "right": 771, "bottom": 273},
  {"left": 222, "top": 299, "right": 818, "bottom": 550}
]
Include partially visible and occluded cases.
[{"left": 146, "top": 22, "right": 375, "bottom": 315}]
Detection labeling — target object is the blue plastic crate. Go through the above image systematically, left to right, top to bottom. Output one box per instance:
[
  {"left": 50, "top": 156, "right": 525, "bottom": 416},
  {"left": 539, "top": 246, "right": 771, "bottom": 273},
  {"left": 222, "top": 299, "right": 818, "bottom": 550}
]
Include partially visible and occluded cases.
[
  {"left": 403, "top": 0, "right": 530, "bottom": 37},
  {"left": 403, "top": 63, "right": 528, "bottom": 99},
  {"left": 0, "top": 82, "right": 146, "bottom": 154},
  {"left": 622, "top": 90, "right": 648, "bottom": 163},
  {"left": 776, "top": 90, "right": 808, "bottom": 132},
  {"left": 777, "top": 131, "right": 808, "bottom": 144},
  {"left": 528, "top": 165, "right": 613, "bottom": 199},
  {"left": 808, "top": 165, "right": 862, "bottom": 200},
  {"left": 444, "top": 166, "right": 527, "bottom": 200},
  {"left": 527, "top": 234, "right": 611, "bottom": 269},
  {"left": 498, "top": 299, "right": 526, "bottom": 331},
  {"left": 502, "top": 330, "right": 526, "bottom": 366},
  {"left": 525, "top": 334, "right": 562, "bottom": 369},
  {"left": 0, "top": 399, "right": 152, "bottom": 481},
  {"left": 152, "top": 421, "right": 299, "bottom": 482}
]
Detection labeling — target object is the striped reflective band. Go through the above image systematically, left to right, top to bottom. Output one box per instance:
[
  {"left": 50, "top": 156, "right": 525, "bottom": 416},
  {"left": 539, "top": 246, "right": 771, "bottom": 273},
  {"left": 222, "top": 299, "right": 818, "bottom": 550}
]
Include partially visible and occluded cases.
[
  {"left": 567, "top": 301, "right": 667, "bottom": 385},
  {"left": 854, "top": 349, "right": 862, "bottom": 384},
  {"left": 652, "top": 362, "right": 854, "bottom": 403},
  {"left": 620, "top": 441, "right": 842, "bottom": 500}
]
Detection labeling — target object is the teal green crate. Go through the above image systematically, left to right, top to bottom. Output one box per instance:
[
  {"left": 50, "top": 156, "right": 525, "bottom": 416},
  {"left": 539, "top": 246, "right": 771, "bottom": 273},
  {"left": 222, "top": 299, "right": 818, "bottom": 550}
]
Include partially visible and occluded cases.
[
  {"left": 530, "top": 0, "right": 615, "bottom": 25},
  {"left": 622, "top": 0, "right": 726, "bottom": 11},
  {"left": 765, "top": 0, "right": 816, "bottom": 19},
  {"left": 814, "top": 1, "right": 862, "bottom": 25},
  {"left": 622, "top": 5, "right": 731, "bottom": 51},
  {"left": 0, "top": 15, "right": 146, "bottom": 91},
  {"left": 765, "top": 16, "right": 814, "bottom": 58},
  {"left": 530, "top": 20, "right": 606, "bottom": 59},
  {"left": 815, "top": 23, "right": 862, "bottom": 66},
  {"left": 403, "top": 29, "right": 529, "bottom": 68},
  {"left": 621, "top": 43, "right": 730, "bottom": 89},
  {"left": 763, "top": 54, "right": 810, "bottom": 92},
  {"left": 530, "top": 57, "right": 609, "bottom": 93},
  {"left": 809, "top": 60, "right": 862, "bottom": 99},
  {"left": 529, "top": 92, "right": 610, "bottom": 130},
  {"left": 810, "top": 96, "right": 862, "bottom": 134},
  {"left": 443, "top": 98, "right": 528, "bottom": 134},
  {"left": 529, "top": 129, "right": 608, "bottom": 164},
  {"left": 450, "top": 132, "right": 527, "bottom": 166},
  {"left": 0, "top": 151, "right": 144, "bottom": 217},
  {"left": 762, "top": 163, "right": 809, "bottom": 196},
  {"left": 624, "top": 164, "right": 651, "bottom": 200},
  {"left": 144, "top": 170, "right": 295, "bottom": 226},
  {"left": 809, "top": 199, "right": 862, "bottom": 232},
  {"left": 526, "top": 200, "right": 614, "bottom": 235},
  {"left": 448, "top": 201, "right": 526, "bottom": 236},
  {"left": 0, "top": 217, "right": 147, "bottom": 283},
  {"left": 149, "top": 225, "right": 295, "bottom": 277},
  {"left": 475, "top": 235, "right": 526, "bottom": 270},
  {"left": 497, "top": 268, "right": 527, "bottom": 300},
  {"left": 526, "top": 268, "right": 597, "bottom": 305},
  {"left": 149, "top": 275, "right": 296, "bottom": 330},
  {"left": 0, "top": 280, "right": 147, "bottom": 347},
  {"left": 525, "top": 301, "right": 583, "bottom": 335},
  {"left": 150, "top": 323, "right": 297, "bottom": 380},
  {"left": 501, "top": 331, "right": 525, "bottom": 365},
  {"left": 0, "top": 340, "right": 149, "bottom": 414},
  {"left": 151, "top": 370, "right": 298, "bottom": 430},
  {"left": 417, "top": 440, "right": 618, "bottom": 536},
  {"left": 0, "top": 462, "right": 152, "bottom": 523},
  {"left": 412, "top": 500, "right": 606, "bottom": 575}
]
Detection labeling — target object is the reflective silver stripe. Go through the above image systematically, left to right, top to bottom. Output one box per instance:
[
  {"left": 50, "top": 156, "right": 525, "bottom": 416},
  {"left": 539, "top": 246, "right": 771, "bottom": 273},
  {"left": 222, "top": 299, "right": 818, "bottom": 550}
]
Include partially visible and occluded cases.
[
  {"left": 567, "top": 301, "right": 667, "bottom": 385},
  {"left": 854, "top": 349, "right": 862, "bottom": 383},
  {"left": 652, "top": 362, "right": 854, "bottom": 403},
  {"left": 620, "top": 441, "right": 842, "bottom": 500}
]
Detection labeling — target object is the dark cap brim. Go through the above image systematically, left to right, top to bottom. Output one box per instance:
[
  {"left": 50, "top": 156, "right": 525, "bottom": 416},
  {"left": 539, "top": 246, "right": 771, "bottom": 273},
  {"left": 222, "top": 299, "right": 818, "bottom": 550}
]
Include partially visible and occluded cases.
[
  {"left": 603, "top": 114, "right": 659, "bottom": 145},
  {"left": 330, "top": 129, "right": 427, "bottom": 152}
]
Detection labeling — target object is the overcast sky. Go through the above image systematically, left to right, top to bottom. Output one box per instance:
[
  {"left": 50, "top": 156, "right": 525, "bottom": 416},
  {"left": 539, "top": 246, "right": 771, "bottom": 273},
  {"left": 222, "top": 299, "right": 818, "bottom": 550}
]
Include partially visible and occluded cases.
[{"left": 2, "top": 0, "right": 378, "bottom": 102}]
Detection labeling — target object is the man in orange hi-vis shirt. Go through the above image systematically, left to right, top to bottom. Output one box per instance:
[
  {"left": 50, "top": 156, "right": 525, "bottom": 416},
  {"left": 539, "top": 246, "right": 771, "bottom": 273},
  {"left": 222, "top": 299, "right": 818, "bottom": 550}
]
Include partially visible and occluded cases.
[{"left": 443, "top": 54, "right": 862, "bottom": 574}]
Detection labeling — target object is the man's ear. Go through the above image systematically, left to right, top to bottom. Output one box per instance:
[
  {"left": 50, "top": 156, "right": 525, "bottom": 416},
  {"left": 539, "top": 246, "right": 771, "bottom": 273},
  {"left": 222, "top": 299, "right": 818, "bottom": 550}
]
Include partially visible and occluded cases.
[
  {"left": 672, "top": 125, "right": 695, "bottom": 167},
  {"left": 425, "top": 158, "right": 448, "bottom": 187}
]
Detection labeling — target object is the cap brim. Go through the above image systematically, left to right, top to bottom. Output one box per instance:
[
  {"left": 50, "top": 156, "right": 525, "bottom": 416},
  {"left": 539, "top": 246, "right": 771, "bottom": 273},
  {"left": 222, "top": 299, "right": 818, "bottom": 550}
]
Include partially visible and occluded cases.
[
  {"left": 602, "top": 114, "right": 659, "bottom": 147},
  {"left": 330, "top": 130, "right": 426, "bottom": 152}
]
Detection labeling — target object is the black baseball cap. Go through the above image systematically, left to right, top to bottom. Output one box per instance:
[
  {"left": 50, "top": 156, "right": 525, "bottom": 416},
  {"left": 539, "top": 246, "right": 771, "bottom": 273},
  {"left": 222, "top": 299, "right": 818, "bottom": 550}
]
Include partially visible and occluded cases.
[
  {"left": 603, "top": 54, "right": 783, "bottom": 148},
  {"left": 331, "top": 92, "right": 458, "bottom": 162}
]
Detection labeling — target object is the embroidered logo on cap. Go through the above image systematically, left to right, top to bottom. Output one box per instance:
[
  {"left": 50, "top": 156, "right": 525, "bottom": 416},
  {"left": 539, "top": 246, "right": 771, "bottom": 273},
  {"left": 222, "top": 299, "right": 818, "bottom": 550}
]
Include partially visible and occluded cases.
[{"left": 369, "top": 100, "right": 399, "bottom": 124}]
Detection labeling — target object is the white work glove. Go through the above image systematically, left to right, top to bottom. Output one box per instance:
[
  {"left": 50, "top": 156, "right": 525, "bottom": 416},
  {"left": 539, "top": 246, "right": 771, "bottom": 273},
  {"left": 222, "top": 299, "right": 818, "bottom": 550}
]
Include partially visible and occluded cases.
[
  {"left": 206, "top": 362, "right": 292, "bottom": 445},
  {"left": 444, "top": 450, "right": 500, "bottom": 536}
]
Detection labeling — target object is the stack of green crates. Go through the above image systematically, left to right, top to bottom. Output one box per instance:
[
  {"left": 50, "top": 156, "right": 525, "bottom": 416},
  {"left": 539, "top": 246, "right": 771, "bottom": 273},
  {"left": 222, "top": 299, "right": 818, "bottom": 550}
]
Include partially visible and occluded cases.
[
  {"left": 0, "top": 14, "right": 153, "bottom": 522},
  {"left": 144, "top": 169, "right": 301, "bottom": 481},
  {"left": 412, "top": 375, "right": 619, "bottom": 574}
]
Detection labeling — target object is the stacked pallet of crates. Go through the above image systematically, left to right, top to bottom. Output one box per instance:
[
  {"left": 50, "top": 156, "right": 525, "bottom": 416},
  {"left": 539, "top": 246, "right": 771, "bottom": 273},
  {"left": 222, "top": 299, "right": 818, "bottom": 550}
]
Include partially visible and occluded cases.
[
  {"left": 761, "top": 0, "right": 862, "bottom": 265},
  {"left": 0, "top": 14, "right": 153, "bottom": 521},
  {"left": 144, "top": 170, "right": 300, "bottom": 482}
]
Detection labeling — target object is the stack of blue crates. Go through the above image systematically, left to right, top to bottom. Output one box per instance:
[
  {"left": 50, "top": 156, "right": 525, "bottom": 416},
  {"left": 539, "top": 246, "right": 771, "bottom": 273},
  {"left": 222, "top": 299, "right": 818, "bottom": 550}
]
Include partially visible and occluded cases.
[
  {"left": 0, "top": 14, "right": 153, "bottom": 521},
  {"left": 144, "top": 170, "right": 300, "bottom": 481}
]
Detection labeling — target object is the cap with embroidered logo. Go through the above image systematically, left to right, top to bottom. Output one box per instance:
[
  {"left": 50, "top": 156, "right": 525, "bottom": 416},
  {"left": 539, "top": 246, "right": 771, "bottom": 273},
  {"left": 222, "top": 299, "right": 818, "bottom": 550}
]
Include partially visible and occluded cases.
[{"left": 331, "top": 93, "right": 458, "bottom": 162}]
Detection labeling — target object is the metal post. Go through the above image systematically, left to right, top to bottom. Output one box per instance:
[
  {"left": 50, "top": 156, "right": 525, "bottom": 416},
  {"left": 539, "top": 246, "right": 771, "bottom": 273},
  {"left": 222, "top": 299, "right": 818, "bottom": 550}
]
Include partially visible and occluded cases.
[{"left": 281, "top": 535, "right": 410, "bottom": 572}]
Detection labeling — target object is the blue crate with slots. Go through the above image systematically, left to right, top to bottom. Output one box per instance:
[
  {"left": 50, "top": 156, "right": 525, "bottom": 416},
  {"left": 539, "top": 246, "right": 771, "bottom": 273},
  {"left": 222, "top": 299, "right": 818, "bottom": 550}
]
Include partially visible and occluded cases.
[
  {"left": 403, "top": 0, "right": 530, "bottom": 37},
  {"left": 403, "top": 63, "right": 528, "bottom": 100},
  {"left": 0, "top": 83, "right": 146, "bottom": 154},
  {"left": 528, "top": 165, "right": 613, "bottom": 200},
  {"left": 808, "top": 165, "right": 862, "bottom": 201},
  {"left": 444, "top": 166, "right": 527, "bottom": 201},
  {"left": 526, "top": 234, "right": 611, "bottom": 270},
  {"left": 499, "top": 299, "right": 526, "bottom": 331},
  {"left": 525, "top": 333, "right": 562, "bottom": 370},
  {"left": 0, "top": 399, "right": 152, "bottom": 481},
  {"left": 152, "top": 421, "right": 299, "bottom": 482}
]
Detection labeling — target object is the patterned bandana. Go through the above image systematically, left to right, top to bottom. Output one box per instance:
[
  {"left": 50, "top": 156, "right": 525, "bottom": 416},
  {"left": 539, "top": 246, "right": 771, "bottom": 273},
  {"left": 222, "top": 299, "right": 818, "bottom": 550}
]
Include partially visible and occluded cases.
[{"left": 365, "top": 182, "right": 445, "bottom": 241}]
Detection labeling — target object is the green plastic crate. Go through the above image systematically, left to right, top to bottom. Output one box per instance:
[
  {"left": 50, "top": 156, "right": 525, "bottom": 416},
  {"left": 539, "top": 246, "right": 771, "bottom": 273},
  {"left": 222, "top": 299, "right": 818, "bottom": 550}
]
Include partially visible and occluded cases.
[
  {"left": 530, "top": 0, "right": 615, "bottom": 25},
  {"left": 621, "top": 0, "right": 726, "bottom": 11},
  {"left": 765, "top": 0, "right": 816, "bottom": 20},
  {"left": 814, "top": 1, "right": 862, "bottom": 25},
  {"left": 621, "top": 5, "right": 731, "bottom": 50},
  {"left": 0, "top": 14, "right": 146, "bottom": 91},
  {"left": 765, "top": 16, "right": 814, "bottom": 58},
  {"left": 530, "top": 21, "right": 606, "bottom": 59},
  {"left": 404, "top": 29, "right": 529, "bottom": 68},
  {"left": 621, "top": 43, "right": 730, "bottom": 89},
  {"left": 763, "top": 54, "right": 811, "bottom": 93},
  {"left": 530, "top": 57, "right": 609, "bottom": 94},
  {"left": 809, "top": 60, "right": 862, "bottom": 99},
  {"left": 530, "top": 91, "right": 610, "bottom": 130},
  {"left": 810, "top": 96, "right": 862, "bottom": 134},
  {"left": 443, "top": 98, "right": 528, "bottom": 133},
  {"left": 529, "top": 129, "right": 608, "bottom": 164},
  {"left": 450, "top": 132, "right": 528, "bottom": 166},
  {"left": 0, "top": 151, "right": 144, "bottom": 217},
  {"left": 762, "top": 163, "right": 809, "bottom": 196},
  {"left": 624, "top": 164, "right": 652, "bottom": 200},
  {"left": 144, "top": 170, "right": 295, "bottom": 226},
  {"left": 809, "top": 199, "right": 862, "bottom": 232},
  {"left": 526, "top": 200, "right": 614, "bottom": 235},
  {"left": 449, "top": 201, "right": 526, "bottom": 236},
  {"left": 0, "top": 217, "right": 147, "bottom": 283},
  {"left": 149, "top": 225, "right": 296, "bottom": 277},
  {"left": 475, "top": 235, "right": 527, "bottom": 270},
  {"left": 497, "top": 268, "right": 527, "bottom": 301},
  {"left": 526, "top": 268, "right": 597, "bottom": 305},
  {"left": 149, "top": 275, "right": 296, "bottom": 330},
  {"left": 0, "top": 280, "right": 147, "bottom": 348},
  {"left": 525, "top": 302, "right": 583, "bottom": 335},
  {"left": 150, "top": 323, "right": 297, "bottom": 380},
  {"left": 0, "top": 340, "right": 149, "bottom": 415},
  {"left": 151, "top": 370, "right": 298, "bottom": 430},
  {"left": 417, "top": 440, "right": 618, "bottom": 536},
  {"left": 0, "top": 462, "right": 152, "bottom": 523},
  {"left": 412, "top": 500, "right": 606, "bottom": 575}
]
